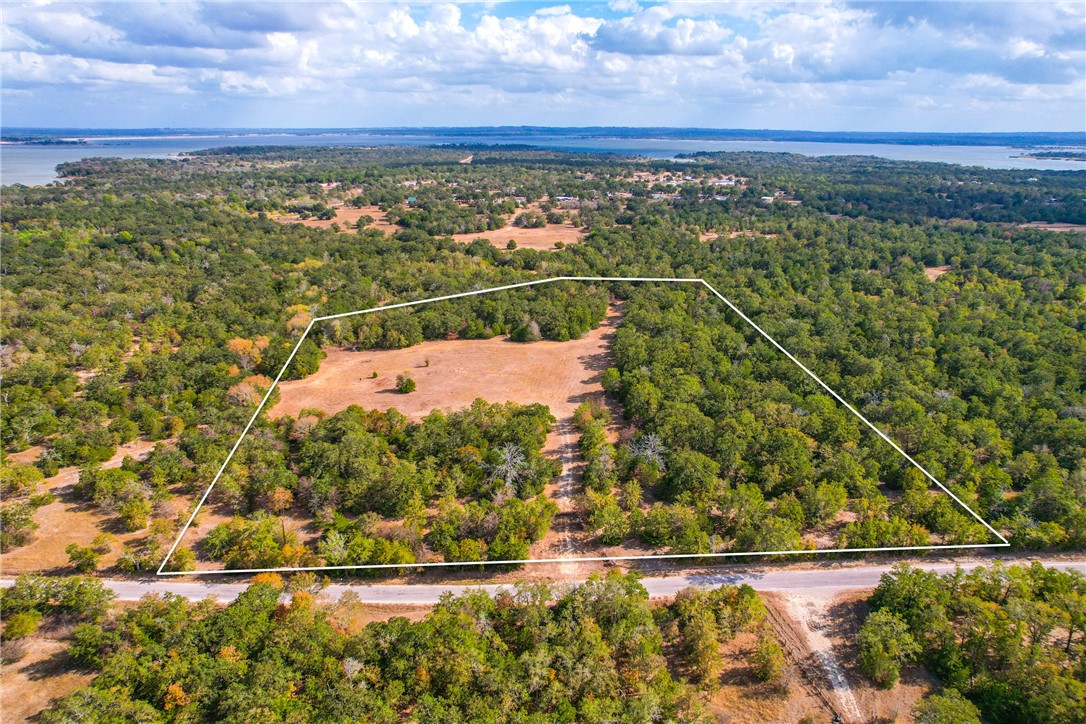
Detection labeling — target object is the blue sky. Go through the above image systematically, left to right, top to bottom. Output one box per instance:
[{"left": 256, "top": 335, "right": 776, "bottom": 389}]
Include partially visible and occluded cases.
[{"left": 2, "top": 1, "right": 1083, "bottom": 131}]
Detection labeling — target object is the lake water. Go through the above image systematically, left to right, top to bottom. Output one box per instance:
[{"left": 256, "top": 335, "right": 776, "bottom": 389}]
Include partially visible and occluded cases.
[{"left": 2, "top": 132, "right": 1083, "bottom": 186}]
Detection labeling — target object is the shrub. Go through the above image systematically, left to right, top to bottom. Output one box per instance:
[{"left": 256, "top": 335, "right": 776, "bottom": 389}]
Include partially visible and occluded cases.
[
  {"left": 395, "top": 373, "right": 416, "bottom": 393},
  {"left": 119, "top": 496, "right": 152, "bottom": 531},
  {"left": 66, "top": 543, "right": 102, "bottom": 573},
  {"left": 165, "top": 546, "right": 196, "bottom": 572},
  {"left": 4, "top": 610, "right": 43, "bottom": 639}
]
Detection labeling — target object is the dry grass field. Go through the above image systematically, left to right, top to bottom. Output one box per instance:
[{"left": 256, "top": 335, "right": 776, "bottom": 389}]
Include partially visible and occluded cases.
[
  {"left": 275, "top": 204, "right": 584, "bottom": 250},
  {"left": 274, "top": 205, "right": 400, "bottom": 233},
  {"left": 446, "top": 219, "right": 585, "bottom": 250},
  {"left": 1017, "top": 222, "right": 1086, "bottom": 232},
  {"left": 271, "top": 306, "right": 621, "bottom": 425},
  {"left": 1, "top": 438, "right": 171, "bottom": 575},
  {"left": 705, "top": 629, "right": 832, "bottom": 723},
  {"left": 0, "top": 635, "right": 94, "bottom": 723}
]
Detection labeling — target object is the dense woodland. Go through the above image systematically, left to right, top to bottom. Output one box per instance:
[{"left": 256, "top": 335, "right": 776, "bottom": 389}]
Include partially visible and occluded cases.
[
  {"left": 2, "top": 144, "right": 1086, "bottom": 722},
  {"left": 1, "top": 146, "right": 1085, "bottom": 569},
  {"left": 204, "top": 400, "right": 561, "bottom": 571},
  {"left": 861, "top": 562, "right": 1086, "bottom": 723},
  {"left": 4, "top": 563, "right": 1082, "bottom": 722},
  {"left": 4, "top": 570, "right": 778, "bottom": 722}
]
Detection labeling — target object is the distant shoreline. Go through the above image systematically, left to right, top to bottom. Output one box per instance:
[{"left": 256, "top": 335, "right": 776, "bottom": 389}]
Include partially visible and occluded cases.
[
  {"left": 3, "top": 127, "right": 1084, "bottom": 149},
  {"left": 1016, "top": 151, "right": 1086, "bottom": 162}
]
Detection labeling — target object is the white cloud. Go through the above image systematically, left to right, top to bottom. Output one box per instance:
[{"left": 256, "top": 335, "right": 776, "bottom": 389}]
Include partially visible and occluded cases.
[
  {"left": 0, "top": 0, "right": 1081, "bottom": 130},
  {"left": 534, "top": 5, "right": 572, "bottom": 17}
]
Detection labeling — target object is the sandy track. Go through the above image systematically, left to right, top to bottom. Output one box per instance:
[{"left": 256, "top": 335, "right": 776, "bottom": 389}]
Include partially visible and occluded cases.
[
  {"left": 537, "top": 420, "right": 583, "bottom": 579},
  {"left": 767, "top": 590, "right": 863, "bottom": 723}
]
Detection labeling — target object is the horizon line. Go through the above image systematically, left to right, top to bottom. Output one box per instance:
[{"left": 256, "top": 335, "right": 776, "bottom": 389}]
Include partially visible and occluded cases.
[{"left": 4, "top": 126, "right": 1084, "bottom": 136}]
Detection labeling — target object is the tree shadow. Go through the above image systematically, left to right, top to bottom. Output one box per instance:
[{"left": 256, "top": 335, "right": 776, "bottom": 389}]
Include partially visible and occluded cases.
[
  {"left": 686, "top": 571, "right": 768, "bottom": 587},
  {"left": 19, "top": 646, "right": 79, "bottom": 683}
]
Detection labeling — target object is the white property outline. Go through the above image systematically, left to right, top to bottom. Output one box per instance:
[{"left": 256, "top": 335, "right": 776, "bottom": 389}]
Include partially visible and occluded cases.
[{"left": 159, "top": 276, "right": 1009, "bottom": 576}]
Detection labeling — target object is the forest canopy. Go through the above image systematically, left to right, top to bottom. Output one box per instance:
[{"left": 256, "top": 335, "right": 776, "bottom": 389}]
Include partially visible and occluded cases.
[{"left": 1, "top": 146, "right": 1083, "bottom": 569}]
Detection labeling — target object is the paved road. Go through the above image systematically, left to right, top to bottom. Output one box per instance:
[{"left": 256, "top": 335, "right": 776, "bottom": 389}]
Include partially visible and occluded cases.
[{"left": 4, "top": 558, "right": 1083, "bottom": 604}]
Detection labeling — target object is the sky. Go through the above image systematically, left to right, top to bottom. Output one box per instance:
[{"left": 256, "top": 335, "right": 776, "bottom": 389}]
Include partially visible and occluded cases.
[{"left": 2, "top": 1, "right": 1084, "bottom": 132}]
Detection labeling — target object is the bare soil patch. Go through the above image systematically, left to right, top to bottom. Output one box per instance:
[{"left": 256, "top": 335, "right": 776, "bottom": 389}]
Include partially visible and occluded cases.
[{"left": 924, "top": 265, "right": 952, "bottom": 281}]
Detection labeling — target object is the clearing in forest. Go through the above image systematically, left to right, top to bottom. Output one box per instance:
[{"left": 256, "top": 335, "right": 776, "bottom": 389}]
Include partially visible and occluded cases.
[
  {"left": 276, "top": 203, "right": 584, "bottom": 250},
  {"left": 273, "top": 205, "right": 399, "bottom": 233},
  {"left": 445, "top": 218, "right": 585, "bottom": 250},
  {"left": 923, "top": 264, "right": 952, "bottom": 281},
  {"left": 161, "top": 277, "right": 1008, "bottom": 575},
  {"left": 270, "top": 308, "right": 618, "bottom": 424}
]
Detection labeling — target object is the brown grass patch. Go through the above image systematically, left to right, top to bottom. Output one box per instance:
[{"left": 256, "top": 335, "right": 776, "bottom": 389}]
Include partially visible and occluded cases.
[
  {"left": 274, "top": 202, "right": 583, "bottom": 250},
  {"left": 275, "top": 205, "right": 400, "bottom": 233},
  {"left": 447, "top": 220, "right": 585, "bottom": 251},
  {"left": 1018, "top": 222, "right": 1086, "bottom": 233},
  {"left": 271, "top": 307, "right": 620, "bottom": 424},
  {"left": 1, "top": 438, "right": 170, "bottom": 575},
  {"left": 4, "top": 445, "right": 45, "bottom": 466},
  {"left": 323, "top": 598, "right": 432, "bottom": 634},
  {"left": 707, "top": 631, "right": 831, "bottom": 723},
  {"left": 0, "top": 635, "right": 93, "bottom": 723}
]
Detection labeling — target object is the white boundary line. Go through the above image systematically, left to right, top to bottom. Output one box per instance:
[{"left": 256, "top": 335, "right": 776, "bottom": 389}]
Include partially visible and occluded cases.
[{"left": 158, "top": 276, "right": 1008, "bottom": 576}]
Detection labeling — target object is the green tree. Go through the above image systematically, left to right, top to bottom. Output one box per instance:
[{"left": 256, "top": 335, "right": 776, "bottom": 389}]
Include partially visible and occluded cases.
[
  {"left": 586, "top": 492, "right": 629, "bottom": 545},
  {"left": 858, "top": 609, "right": 920, "bottom": 687},
  {"left": 752, "top": 630, "right": 786, "bottom": 682},
  {"left": 912, "top": 689, "right": 982, "bottom": 724}
]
